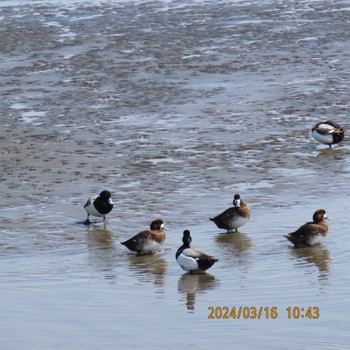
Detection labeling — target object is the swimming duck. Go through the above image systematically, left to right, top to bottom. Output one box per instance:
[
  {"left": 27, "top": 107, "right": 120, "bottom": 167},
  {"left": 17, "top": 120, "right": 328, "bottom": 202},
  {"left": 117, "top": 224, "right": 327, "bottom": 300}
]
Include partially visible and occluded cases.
[
  {"left": 311, "top": 120, "right": 344, "bottom": 148},
  {"left": 84, "top": 190, "right": 113, "bottom": 225},
  {"left": 210, "top": 194, "right": 251, "bottom": 232},
  {"left": 284, "top": 209, "right": 329, "bottom": 247},
  {"left": 121, "top": 219, "right": 167, "bottom": 254},
  {"left": 176, "top": 230, "right": 218, "bottom": 273}
]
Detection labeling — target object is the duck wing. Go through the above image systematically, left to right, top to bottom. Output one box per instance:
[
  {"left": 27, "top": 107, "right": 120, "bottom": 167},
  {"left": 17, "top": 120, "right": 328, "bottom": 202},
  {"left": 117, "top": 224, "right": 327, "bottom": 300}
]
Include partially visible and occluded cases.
[
  {"left": 315, "top": 123, "right": 335, "bottom": 134},
  {"left": 84, "top": 197, "right": 93, "bottom": 208},
  {"left": 210, "top": 207, "right": 240, "bottom": 226},
  {"left": 213, "top": 207, "right": 239, "bottom": 219},
  {"left": 284, "top": 221, "right": 321, "bottom": 246},
  {"left": 292, "top": 222, "right": 326, "bottom": 237},
  {"left": 121, "top": 229, "right": 165, "bottom": 253},
  {"left": 121, "top": 230, "right": 152, "bottom": 250},
  {"left": 182, "top": 247, "right": 207, "bottom": 259},
  {"left": 183, "top": 248, "right": 218, "bottom": 262}
]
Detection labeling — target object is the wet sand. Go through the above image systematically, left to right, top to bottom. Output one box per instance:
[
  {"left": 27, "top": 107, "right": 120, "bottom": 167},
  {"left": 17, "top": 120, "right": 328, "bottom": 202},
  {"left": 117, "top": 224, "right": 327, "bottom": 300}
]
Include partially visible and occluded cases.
[{"left": 1, "top": 0, "right": 350, "bottom": 349}]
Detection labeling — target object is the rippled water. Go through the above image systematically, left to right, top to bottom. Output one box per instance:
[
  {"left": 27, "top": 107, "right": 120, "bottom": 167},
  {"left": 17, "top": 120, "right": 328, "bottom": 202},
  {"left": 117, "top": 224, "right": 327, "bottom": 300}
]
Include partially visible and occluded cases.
[{"left": 1, "top": 0, "right": 350, "bottom": 349}]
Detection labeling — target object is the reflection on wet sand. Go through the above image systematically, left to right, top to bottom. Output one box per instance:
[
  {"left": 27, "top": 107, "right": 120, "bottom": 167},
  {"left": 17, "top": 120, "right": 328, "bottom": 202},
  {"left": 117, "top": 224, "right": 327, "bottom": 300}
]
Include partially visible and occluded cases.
[
  {"left": 313, "top": 147, "right": 347, "bottom": 173},
  {"left": 86, "top": 226, "right": 117, "bottom": 282},
  {"left": 86, "top": 226, "right": 114, "bottom": 247},
  {"left": 215, "top": 232, "right": 253, "bottom": 256},
  {"left": 215, "top": 232, "right": 254, "bottom": 277},
  {"left": 290, "top": 245, "right": 331, "bottom": 283},
  {"left": 127, "top": 253, "right": 168, "bottom": 290},
  {"left": 177, "top": 273, "right": 219, "bottom": 312}
]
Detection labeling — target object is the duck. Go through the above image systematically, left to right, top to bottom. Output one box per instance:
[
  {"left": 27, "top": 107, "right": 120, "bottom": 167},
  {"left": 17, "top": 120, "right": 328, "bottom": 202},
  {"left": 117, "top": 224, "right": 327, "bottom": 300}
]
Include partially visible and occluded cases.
[
  {"left": 311, "top": 120, "right": 344, "bottom": 148},
  {"left": 84, "top": 190, "right": 113, "bottom": 225},
  {"left": 210, "top": 194, "right": 251, "bottom": 232},
  {"left": 284, "top": 209, "right": 330, "bottom": 247},
  {"left": 121, "top": 219, "right": 167, "bottom": 254},
  {"left": 176, "top": 230, "right": 218, "bottom": 273}
]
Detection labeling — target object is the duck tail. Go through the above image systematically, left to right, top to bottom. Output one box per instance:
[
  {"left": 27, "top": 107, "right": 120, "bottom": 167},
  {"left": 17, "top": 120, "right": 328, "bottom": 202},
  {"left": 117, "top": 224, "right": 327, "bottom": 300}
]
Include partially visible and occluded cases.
[
  {"left": 209, "top": 217, "right": 215, "bottom": 222},
  {"left": 283, "top": 233, "right": 293, "bottom": 242},
  {"left": 283, "top": 233, "right": 295, "bottom": 243}
]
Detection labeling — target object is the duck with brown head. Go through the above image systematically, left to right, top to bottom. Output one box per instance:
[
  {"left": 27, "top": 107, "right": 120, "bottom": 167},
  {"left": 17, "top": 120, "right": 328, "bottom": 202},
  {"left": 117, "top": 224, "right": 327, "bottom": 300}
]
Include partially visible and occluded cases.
[
  {"left": 210, "top": 194, "right": 251, "bottom": 232},
  {"left": 284, "top": 209, "right": 330, "bottom": 247},
  {"left": 121, "top": 219, "right": 167, "bottom": 255}
]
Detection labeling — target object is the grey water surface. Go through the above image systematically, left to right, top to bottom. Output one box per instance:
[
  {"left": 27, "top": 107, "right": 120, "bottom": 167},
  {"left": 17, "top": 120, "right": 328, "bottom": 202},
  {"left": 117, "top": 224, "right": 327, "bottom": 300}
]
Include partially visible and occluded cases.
[{"left": 1, "top": 0, "right": 350, "bottom": 349}]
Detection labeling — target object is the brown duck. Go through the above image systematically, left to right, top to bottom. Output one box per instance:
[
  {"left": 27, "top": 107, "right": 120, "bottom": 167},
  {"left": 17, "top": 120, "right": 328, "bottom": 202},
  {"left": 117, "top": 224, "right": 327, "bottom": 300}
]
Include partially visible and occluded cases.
[
  {"left": 210, "top": 194, "right": 251, "bottom": 232},
  {"left": 284, "top": 209, "right": 330, "bottom": 247},
  {"left": 121, "top": 219, "right": 167, "bottom": 254}
]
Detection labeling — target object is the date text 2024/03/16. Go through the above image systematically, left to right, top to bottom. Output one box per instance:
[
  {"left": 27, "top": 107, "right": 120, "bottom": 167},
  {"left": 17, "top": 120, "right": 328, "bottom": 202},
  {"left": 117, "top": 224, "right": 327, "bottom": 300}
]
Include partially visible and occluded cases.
[{"left": 207, "top": 306, "right": 320, "bottom": 319}]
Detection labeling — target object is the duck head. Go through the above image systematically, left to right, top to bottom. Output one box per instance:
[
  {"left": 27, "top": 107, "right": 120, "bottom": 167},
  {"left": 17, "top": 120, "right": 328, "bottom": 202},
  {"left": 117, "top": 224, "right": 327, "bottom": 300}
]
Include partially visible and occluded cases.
[{"left": 233, "top": 194, "right": 241, "bottom": 207}]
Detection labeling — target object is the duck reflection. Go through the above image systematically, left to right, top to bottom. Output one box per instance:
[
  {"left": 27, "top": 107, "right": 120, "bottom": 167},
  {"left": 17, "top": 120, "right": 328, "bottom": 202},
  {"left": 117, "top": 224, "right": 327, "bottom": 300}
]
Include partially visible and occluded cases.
[
  {"left": 313, "top": 147, "right": 346, "bottom": 174},
  {"left": 86, "top": 226, "right": 117, "bottom": 282},
  {"left": 87, "top": 226, "right": 114, "bottom": 247},
  {"left": 215, "top": 232, "right": 253, "bottom": 256},
  {"left": 215, "top": 232, "right": 253, "bottom": 277},
  {"left": 290, "top": 245, "right": 331, "bottom": 283},
  {"left": 127, "top": 253, "right": 168, "bottom": 290},
  {"left": 177, "top": 273, "right": 219, "bottom": 312}
]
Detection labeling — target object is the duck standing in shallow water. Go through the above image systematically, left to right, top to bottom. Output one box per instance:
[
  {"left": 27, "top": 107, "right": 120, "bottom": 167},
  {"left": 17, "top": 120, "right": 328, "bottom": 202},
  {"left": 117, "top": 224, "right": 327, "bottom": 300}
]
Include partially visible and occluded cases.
[
  {"left": 311, "top": 120, "right": 344, "bottom": 148},
  {"left": 84, "top": 190, "right": 113, "bottom": 225},
  {"left": 210, "top": 194, "right": 251, "bottom": 232},
  {"left": 284, "top": 209, "right": 330, "bottom": 247},
  {"left": 121, "top": 219, "right": 167, "bottom": 255},
  {"left": 176, "top": 230, "right": 218, "bottom": 273}
]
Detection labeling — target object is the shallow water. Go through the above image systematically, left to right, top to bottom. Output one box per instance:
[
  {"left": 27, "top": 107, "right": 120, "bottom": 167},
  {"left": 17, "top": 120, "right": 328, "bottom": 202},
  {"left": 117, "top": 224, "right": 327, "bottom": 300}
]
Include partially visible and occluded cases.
[{"left": 1, "top": 0, "right": 350, "bottom": 349}]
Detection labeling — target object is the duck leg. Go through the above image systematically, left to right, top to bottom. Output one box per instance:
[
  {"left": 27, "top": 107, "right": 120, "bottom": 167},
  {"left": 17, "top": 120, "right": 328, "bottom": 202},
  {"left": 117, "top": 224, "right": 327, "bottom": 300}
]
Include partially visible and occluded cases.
[{"left": 84, "top": 215, "right": 91, "bottom": 225}]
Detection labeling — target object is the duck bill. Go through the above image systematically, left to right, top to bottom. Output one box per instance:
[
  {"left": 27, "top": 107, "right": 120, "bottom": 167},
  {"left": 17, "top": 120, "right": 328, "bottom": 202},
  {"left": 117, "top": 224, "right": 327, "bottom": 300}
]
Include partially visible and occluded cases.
[{"left": 324, "top": 213, "right": 331, "bottom": 221}]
